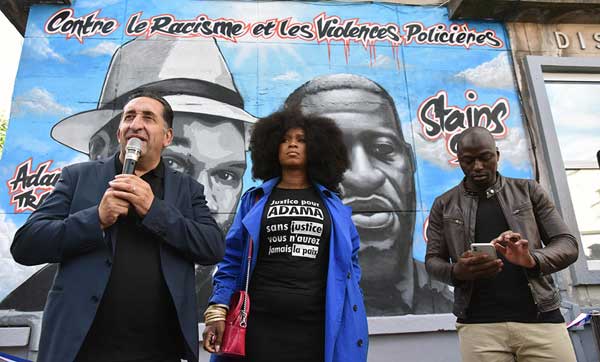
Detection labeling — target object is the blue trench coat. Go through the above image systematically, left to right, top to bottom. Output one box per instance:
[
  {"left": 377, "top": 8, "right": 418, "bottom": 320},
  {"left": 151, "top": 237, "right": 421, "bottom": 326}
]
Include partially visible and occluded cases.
[{"left": 209, "top": 178, "right": 368, "bottom": 362}]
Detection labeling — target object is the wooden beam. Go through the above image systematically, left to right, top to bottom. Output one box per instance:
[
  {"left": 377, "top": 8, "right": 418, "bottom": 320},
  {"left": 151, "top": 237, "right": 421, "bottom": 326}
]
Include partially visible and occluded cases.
[
  {"left": 0, "top": 0, "right": 71, "bottom": 36},
  {"left": 0, "top": 0, "right": 28, "bottom": 36},
  {"left": 448, "top": 0, "right": 600, "bottom": 24}
]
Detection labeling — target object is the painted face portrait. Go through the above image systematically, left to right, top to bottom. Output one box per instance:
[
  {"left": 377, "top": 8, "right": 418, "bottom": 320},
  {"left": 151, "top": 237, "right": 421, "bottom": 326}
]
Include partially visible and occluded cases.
[
  {"left": 54, "top": 36, "right": 256, "bottom": 232},
  {"left": 281, "top": 74, "right": 456, "bottom": 316},
  {"left": 296, "top": 88, "right": 416, "bottom": 284},
  {"left": 164, "top": 113, "right": 246, "bottom": 231}
]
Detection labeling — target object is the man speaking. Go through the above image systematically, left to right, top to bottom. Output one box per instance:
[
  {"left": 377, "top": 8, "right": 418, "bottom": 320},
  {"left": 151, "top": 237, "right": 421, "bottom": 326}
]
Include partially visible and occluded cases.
[{"left": 11, "top": 92, "right": 224, "bottom": 362}]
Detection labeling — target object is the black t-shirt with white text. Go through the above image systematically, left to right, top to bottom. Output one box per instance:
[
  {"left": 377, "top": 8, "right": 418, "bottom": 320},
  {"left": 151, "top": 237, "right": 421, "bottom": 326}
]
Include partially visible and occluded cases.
[{"left": 249, "top": 187, "right": 331, "bottom": 321}]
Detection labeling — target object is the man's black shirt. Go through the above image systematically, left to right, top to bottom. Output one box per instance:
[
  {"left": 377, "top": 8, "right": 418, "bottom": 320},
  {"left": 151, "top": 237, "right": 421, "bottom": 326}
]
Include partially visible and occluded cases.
[
  {"left": 76, "top": 156, "right": 184, "bottom": 362},
  {"left": 460, "top": 194, "right": 563, "bottom": 324}
]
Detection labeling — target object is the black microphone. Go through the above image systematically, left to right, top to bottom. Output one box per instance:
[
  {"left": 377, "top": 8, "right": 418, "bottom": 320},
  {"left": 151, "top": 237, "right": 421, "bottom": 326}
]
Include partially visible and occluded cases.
[{"left": 122, "top": 138, "right": 142, "bottom": 174}]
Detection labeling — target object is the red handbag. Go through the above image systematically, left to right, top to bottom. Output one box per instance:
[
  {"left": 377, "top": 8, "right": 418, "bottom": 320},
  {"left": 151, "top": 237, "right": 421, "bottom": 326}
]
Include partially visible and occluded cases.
[{"left": 219, "top": 231, "right": 254, "bottom": 357}]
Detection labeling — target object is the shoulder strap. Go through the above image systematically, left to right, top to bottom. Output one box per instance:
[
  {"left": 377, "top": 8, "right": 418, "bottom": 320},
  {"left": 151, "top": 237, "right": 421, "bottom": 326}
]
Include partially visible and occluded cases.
[{"left": 242, "top": 193, "right": 261, "bottom": 293}]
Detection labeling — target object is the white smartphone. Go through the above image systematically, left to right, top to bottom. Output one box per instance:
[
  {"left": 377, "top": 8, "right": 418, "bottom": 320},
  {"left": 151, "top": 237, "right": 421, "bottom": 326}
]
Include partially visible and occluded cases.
[{"left": 470, "top": 243, "right": 498, "bottom": 259}]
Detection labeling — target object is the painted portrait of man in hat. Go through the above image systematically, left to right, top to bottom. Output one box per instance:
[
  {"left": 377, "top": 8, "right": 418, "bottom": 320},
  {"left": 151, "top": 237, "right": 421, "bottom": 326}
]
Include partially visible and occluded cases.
[
  {"left": 0, "top": 36, "right": 255, "bottom": 318},
  {"left": 52, "top": 36, "right": 256, "bottom": 232}
]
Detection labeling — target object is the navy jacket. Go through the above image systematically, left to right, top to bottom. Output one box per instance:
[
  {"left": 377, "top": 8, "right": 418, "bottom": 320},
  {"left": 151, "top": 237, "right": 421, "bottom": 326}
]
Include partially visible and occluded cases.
[
  {"left": 11, "top": 155, "right": 224, "bottom": 362},
  {"left": 209, "top": 178, "right": 368, "bottom": 362}
]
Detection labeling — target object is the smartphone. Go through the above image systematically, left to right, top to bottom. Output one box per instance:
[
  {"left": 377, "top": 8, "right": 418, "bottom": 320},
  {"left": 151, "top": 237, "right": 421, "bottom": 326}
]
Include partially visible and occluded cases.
[{"left": 470, "top": 243, "right": 498, "bottom": 259}]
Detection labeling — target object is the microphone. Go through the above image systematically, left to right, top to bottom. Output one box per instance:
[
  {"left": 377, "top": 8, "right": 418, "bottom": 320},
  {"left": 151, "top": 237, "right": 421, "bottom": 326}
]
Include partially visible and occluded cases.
[{"left": 122, "top": 138, "right": 142, "bottom": 174}]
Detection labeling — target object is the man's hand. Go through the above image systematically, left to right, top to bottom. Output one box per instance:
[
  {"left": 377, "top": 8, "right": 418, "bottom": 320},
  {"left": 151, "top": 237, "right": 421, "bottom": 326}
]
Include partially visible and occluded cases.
[
  {"left": 108, "top": 174, "right": 155, "bottom": 217},
  {"left": 98, "top": 188, "right": 130, "bottom": 230},
  {"left": 492, "top": 230, "right": 536, "bottom": 268},
  {"left": 452, "top": 250, "right": 503, "bottom": 281},
  {"left": 202, "top": 321, "right": 225, "bottom": 353}
]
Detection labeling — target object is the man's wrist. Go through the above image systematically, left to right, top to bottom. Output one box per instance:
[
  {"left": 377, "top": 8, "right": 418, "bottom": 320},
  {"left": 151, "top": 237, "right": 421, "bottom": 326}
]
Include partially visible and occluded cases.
[
  {"left": 140, "top": 196, "right": 157, "bottom": 219},
  {"left": 97, "top": 205, "right": 108, "bottom": 230},
  {"left": 525, "top": 253, "right": 541, "bottom": 276},
  {"left": 524, "top": 254, "right": 537, "bottom": 269},
  {"left": 450, "top": 263, "right": 463, "bottom": 285}
]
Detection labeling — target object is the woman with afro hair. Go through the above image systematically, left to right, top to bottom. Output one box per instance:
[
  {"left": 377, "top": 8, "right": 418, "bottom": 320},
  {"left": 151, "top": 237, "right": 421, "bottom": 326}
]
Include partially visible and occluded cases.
[{"left": 203, "top": 108, "right": 369, "bottom": 362}]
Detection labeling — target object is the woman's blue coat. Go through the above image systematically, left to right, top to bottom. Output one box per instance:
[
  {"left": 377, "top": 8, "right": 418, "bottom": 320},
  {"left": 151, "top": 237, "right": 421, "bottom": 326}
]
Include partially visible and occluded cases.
[{"left": 209, "top": 178, "right": 368, "bottom": 362}]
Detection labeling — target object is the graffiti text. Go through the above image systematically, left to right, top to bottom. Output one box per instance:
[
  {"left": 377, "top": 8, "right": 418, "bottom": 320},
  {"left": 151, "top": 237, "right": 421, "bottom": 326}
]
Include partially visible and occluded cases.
[
  {"left": 44, "top": 8, "right": 119, "bottom": 43},
  {"left": 125, "top": 13, "right": 249, "bottom": 41},
  {"left": 314, "top": 13, "right": 401, "bottom": 46},
  {"left": 404, "top": 22, "right": 503, "bottom": 49},
  {"left": 417, "top": 90, "right": 510, "bottom": 164},
  {"left": 7, "top": 159, "right": 61, "bottom": 213}
]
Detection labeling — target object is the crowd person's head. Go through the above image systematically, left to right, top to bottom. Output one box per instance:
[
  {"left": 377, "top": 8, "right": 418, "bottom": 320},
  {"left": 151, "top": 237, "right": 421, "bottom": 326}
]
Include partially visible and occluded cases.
[
  {"left": 116, "top": 91, "right": 174, "bottom": 166},
  {"left": 249, "top": 109, "right": 349, "bottom": 192},
  {"left": 457, "top": 126, "right": 499, "bottom": 191}
]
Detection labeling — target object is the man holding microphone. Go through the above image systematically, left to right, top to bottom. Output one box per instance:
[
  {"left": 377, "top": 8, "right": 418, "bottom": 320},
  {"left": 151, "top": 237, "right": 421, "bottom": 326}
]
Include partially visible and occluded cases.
[{"left": 11, "top": 92, "right": 224, "bottom": 362}]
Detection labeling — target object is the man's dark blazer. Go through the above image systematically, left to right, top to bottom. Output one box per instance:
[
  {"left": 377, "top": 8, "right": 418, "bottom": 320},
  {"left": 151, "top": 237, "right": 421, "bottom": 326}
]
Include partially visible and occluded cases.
[{"left": 11, "top": 154, "right": 225, "bottom": 362}]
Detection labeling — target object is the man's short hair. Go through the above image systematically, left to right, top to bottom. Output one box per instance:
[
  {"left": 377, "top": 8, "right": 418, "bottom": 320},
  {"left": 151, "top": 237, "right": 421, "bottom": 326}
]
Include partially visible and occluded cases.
[
  {"left": 126, "top": 91, "right": 174, "bottom": 129},
  {"left": 456, "top": 126, "right": 496, "bottom": 155}
]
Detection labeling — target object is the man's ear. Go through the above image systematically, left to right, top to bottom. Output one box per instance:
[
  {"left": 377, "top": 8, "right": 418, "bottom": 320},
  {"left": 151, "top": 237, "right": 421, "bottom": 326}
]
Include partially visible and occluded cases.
[
  {"left": 116, "top": 117, "right": 124, "bottom": 144},
  {"left": 163, "top": 128, "right": 174, "bottom": 148},
  {"left": 496, "top": 148, "right": 500, "bottom": 162}
]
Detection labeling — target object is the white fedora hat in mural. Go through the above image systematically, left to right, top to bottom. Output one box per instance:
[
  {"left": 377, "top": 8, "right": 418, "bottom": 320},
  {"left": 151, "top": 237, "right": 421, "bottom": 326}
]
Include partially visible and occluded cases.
[{"left": 51, "top": 36, "right": 256, "bottom": 155}]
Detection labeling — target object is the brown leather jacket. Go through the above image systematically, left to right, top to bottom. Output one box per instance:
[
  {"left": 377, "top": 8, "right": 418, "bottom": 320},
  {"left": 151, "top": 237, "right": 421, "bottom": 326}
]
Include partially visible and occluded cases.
[{"left": 425, "top": 174, "right": 579, "bottom": 318}]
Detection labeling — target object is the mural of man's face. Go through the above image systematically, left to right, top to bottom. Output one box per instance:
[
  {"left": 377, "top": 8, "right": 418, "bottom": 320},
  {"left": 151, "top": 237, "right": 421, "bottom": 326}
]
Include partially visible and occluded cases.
[
  {"left": 298, "top": 88, "right": 416, "bottom": 282},
  {"left": 90, "top": 112, "right": 246, "bottom": 231},
  {"left": 163, "top": 112, "right": 246, "bottom": 231}
]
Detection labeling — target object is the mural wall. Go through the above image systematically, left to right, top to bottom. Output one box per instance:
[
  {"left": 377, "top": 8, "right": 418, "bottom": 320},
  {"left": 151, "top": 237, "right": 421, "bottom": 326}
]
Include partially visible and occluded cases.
[{"left": 0, "top": 0, "right": 533, "bottom": 318}]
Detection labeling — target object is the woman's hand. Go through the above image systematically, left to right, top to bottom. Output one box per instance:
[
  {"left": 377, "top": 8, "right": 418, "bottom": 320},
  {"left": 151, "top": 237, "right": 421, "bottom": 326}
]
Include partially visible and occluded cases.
[{"left": 202, "top": 320, "right": 225, "bottom": 353}]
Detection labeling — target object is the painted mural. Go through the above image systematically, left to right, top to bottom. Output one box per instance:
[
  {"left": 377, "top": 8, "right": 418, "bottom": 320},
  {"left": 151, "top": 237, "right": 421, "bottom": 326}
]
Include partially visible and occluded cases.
[{"left": 0, "top": 1, "right": 533, "bottom": 318}]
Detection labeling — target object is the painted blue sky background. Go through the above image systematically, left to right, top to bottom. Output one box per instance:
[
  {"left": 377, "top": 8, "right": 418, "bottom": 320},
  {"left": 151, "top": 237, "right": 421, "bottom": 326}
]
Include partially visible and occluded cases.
[{"left": 0, "top": 1, "right": 534, "bottom": 299}]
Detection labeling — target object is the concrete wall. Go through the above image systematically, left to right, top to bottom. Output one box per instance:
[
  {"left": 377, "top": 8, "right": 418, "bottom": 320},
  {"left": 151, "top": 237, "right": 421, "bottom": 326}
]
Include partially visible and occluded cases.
[{"left": 506, "top": 21, "right": 600, "bottom": 308}]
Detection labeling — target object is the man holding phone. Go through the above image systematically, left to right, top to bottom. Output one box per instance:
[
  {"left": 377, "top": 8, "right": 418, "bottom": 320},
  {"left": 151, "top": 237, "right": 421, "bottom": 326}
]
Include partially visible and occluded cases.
[{"left": 425, "top": 127, "right": 579, "bottom": 362}]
